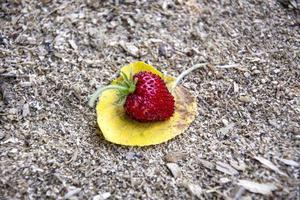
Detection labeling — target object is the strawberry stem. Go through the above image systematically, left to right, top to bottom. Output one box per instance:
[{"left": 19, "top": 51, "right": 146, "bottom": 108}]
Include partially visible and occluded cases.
[
  {"left": 88, "top": 71, "right": 138, "bottom": 108},
  {"left": 88, "top": 85, "right": 128, "bottom": 107}
]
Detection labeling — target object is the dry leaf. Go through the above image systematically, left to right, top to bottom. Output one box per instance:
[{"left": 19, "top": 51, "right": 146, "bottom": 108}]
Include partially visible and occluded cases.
[
  {"left": 96, "top": 62, "right": 197, "bottom": 146},
  {"left": 254, "top": 156, "right": 288, "bottom": 177},
  {"left": 216, "top": 162, "right": 239, "bottom": 175},
  {"left": 166, "top": 163, "right": 182, "bottom": 178},
  {"left": 237, "top": 180, "right": 277, "bottom": 195}
]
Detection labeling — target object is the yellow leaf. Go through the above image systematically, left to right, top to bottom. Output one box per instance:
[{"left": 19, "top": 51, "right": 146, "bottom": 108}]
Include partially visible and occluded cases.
[
  {"left": 96, "top": 61, "right": 197, "bottom": 146},
  {"left": 121, "top": 61, "right": 163, "bottom": 77}
]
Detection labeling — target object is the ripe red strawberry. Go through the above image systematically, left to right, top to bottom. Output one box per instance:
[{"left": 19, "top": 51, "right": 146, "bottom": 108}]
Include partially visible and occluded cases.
[
  {"left": 89, "top": 62, "right": 232, "bottom": 123},
  {"left": 88, "top": 71, "right": 175, "bottom": 122},
  {"left": 124, "top": 72, "right": 175, "bottom": 122}
]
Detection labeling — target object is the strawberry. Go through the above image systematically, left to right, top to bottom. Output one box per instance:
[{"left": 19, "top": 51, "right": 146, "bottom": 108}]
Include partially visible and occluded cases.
[
  {"left": 89, "top": 62, "right": 233, "bottom": 123},
  {"left": 89, "top": 71, "right": 175, "bottom": 122},
  {"left": 124, "top": 72, "right": 175, "bottom": 122}
]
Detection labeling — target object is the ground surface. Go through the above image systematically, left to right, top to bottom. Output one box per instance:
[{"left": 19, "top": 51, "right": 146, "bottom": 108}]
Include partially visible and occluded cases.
[{"left": 0, "top": 0, "right": 299, "bottom": 199}]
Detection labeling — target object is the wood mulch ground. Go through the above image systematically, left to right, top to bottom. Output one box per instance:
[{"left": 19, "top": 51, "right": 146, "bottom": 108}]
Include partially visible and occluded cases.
[{"left": 1, "top": 0, "right": 299, "bottom": 199}]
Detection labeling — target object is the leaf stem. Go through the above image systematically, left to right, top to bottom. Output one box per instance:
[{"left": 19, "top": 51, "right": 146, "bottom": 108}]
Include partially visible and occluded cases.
[
  {"left": 172, "top": 63, "right": 208, "bottom": 91},
  {"left": 172, "top": 63, "right": 239, "bottom": 91}
]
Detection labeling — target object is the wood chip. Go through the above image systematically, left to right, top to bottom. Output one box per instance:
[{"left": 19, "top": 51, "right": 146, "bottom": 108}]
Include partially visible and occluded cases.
[
  {"left": 1, "top": 0, "right": 298, "bottom": 198},
  {"left": 124, "top": 0, "right": 136, "bottom": 3},
  {"left": 126, "top": 17, "right": 135, "bottom": 27},
  {"left": 69, "top": 39, "right": 78, "bottom": 51},
  {"left": 119, "top": 41, "right": 139, "bottom": 57},
  {"left": 0, "top": 81, "right": 14, "bottom": 104},
  {"left": 20, "top": 81, "right": 33, "bottom": 88},
  {"left": 233, "top": 82, "right": 239, "bottom": 93},
  {"left": 239, "top": 95, "right": 252, "bottom": 103},
  {"left": 22, "top": 103, "right": 30, "bottom": 118},
  {"left": 217, "top": 122, "right": 235, "bottom": 135},
  {"left": 0, "top": 130, "right": 5, "bottom": 140},
  {"left": 66, "top": 149, "right": 78, "bottom": 164},
  {"left": 164, "top": 151, "right": 186, "bottom": 163},
  {"left": 254, "top": 156, "right": 288, "bottom": 177},
  {"left": 275, "top": 157, "right": 299, "bottom": 167},
  {"left": 198, "top": 158, "right": 214, "bottom": 169},
  {"left": 230, "top": 159, "right": 246, "bottom": 171},
  {"left": 216, "top": 162, "right": 239, "bottom": 176},
  {"left": 166, "top": 163, "right": 182, "bottom": 178},
  {"left": 219, "top": 177, "right": 231, "bottom": 184},
  {"left": 237, "top": 180, "right": 277, "bottom": 195},
  {"left": 182, "top": 182, "right": 202, "bottom": 199},
  {"left": 64, "top": 187, "right": 81, "bottom": 199},
  {"left": 233, "top": 187, "right": 246, "bottom": 200},
  {"left": 92, "top": 192, "right": 111, "bottom": 200}
]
